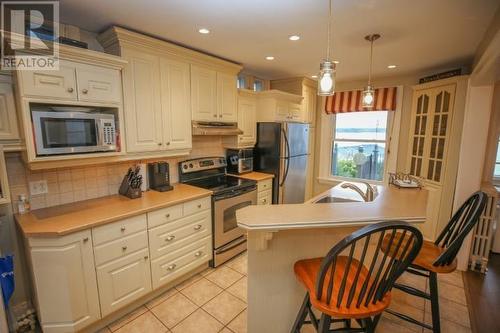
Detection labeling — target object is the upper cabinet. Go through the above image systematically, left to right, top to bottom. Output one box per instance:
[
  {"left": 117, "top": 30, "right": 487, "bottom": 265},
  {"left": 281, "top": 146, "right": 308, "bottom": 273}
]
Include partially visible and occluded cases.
[
  {"left": 76, "top": 63, "right": 122, "bottom": 104},
  {"left": 216, "top": 72, "right": 238, "bottom": 122},
  {"left": 0, "top": 75, "right": 20, "bottom": 142},
  {"left": 270, "top": 77, "right": 318, "bottom": 125},
  {"left": 223, "top": 89, "right": 257, "bottom": 148},
  {"left": 255, "top": 90, "right": 303, "bottom": 122},
  {"left": 0, "top": 146, "right": 10, "bottom": 205}
]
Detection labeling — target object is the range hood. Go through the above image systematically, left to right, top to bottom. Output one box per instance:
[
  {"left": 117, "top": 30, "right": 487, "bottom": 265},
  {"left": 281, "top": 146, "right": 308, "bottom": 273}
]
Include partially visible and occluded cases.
[{"left": 192, "top": 121, "right": 243, "bottom": 136}]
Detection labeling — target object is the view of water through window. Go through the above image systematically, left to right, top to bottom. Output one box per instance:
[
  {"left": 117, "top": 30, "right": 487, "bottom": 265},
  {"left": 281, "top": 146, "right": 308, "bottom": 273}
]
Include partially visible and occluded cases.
[{"left": 331, "top": 111, "right": 389, "bottom": 181}]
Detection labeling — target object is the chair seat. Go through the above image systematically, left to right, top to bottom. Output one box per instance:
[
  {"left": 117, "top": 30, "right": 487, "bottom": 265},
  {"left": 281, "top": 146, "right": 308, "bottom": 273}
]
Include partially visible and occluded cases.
[
  {"left": 382, "top": 233, "right": 457, "bottom": 274},
  {"left": 294, "top": 256, "right": 392, "bottom": 319}
]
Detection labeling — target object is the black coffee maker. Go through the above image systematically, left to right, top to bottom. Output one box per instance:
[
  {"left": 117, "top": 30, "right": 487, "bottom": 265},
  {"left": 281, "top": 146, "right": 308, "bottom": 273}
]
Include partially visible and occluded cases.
[{"left": 147, "top": 162, "right": 173, "bottom": 192}]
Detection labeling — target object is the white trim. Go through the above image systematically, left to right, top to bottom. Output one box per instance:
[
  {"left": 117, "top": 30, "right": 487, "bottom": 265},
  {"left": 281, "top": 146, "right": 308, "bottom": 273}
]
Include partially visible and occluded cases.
[{"left": 318, "top": 86, "right": 404, "bottom": 184}]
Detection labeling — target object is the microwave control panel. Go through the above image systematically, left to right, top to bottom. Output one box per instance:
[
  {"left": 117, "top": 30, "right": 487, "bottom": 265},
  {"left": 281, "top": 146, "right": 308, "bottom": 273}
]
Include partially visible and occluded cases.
[{"left": 102, "top": 120, "right": 116, "bottom": 145}]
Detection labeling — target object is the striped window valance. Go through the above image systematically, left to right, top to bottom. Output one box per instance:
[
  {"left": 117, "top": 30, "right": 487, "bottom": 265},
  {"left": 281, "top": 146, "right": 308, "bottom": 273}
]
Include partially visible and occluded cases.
[{"left": 325, "top": 87, "right": 397, "bottom": 114}]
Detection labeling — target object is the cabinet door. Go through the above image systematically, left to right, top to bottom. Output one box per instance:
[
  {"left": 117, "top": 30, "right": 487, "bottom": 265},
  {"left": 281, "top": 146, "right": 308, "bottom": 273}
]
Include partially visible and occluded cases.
[
  {"left": 122, "top": 51, "right": 164, "bottom": 152},
  {"left": 160, "top": 58, "right": 192, "bottom": 150},
  {"left": 18, "top": 61, "right": 77, "bottom": 100},
  {"left": 76, "top": 64, "right": 122, "bottom": 104},
  {"left": 191, "top": 65, "right": 217, "bottom": 121},
  {"left": 217, "top": 72, "right": 238, "bottom": 122},
  {"left": 0, "top": 80, "right": 19, "bottom": 141},
  {"left": 304, "top": 86, "right": 317, "bottom": 125},
  {"left": 408, "top": 90, "right": 431, "bottom": 178},
  {"left": 237, "top": 96, "right": 256, "bottom": 145},
  {"left": 275, "top": 100, "right": 290, "bottom": 121},
  {"left": 289, "top": 103, "right": 303, "bottom": 121},
  {"left": 29, "top": 231, "right": 100, "bottom": 333},
  {"left": 96, "top": 248, "right": 151, "bottom": 316}
]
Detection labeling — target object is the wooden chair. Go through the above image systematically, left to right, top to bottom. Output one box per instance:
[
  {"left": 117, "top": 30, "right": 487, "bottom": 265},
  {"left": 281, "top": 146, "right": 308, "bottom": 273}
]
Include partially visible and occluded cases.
[
  {"left": 383, "top": 191, "right": 487, "bottom": 333},
  {"left": 291, "top": 221, "right": 423, "bottom": 333}
]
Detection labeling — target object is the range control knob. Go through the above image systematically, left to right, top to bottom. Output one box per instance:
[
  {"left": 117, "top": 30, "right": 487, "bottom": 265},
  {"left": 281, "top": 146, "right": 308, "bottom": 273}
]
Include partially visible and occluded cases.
[
  {"left": 189, "top": 163, "right": 194, "bottom": 168},
  {"left": 183, "top": 164, "right": 188, "bottom": 169}
]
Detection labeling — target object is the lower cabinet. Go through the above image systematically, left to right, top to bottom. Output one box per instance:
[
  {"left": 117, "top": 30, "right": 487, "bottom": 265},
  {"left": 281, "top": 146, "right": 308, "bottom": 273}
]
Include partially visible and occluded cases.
[
  {"left": 257, "top": 179, "right": 273, "bottom": 205},
  {"left": 28, "top": 231, "right": 100, "bottom": 333},
  {"left": 96, "top": 248, "right": 152, "bottom": 316}
]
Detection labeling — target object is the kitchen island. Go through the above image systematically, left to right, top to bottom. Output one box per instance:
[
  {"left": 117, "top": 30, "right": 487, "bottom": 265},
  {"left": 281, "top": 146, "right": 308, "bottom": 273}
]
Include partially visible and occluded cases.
[{"left": 236, "top": 182, "right": 428, "bottom": 333}]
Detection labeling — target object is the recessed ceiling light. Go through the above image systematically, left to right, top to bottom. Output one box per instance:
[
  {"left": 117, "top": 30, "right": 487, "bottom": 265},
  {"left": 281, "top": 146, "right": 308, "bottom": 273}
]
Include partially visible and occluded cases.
[
  {"left": 198, "top": 28, "right": 210, "bottom": 34},
  {"left": 289, "top": 35, "right": 300, "bottom": 41},
  {"left": 265, "top": 56, "right": 275, "bottom": 60},
  {"left": 333, "top": 60, "right": 340, "bottom": 64},
  {"left": 387, "top": 65, "right": 397, "bottom": 69},
  {"left": 311, "top": 75, "right": 318, "bottom": 79}
]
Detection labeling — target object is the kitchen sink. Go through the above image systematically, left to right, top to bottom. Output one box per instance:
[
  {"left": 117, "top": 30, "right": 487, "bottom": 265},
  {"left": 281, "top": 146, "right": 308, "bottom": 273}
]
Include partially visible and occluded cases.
[{"left": 312, "top": 196, "right": 359, "bottom": 204}]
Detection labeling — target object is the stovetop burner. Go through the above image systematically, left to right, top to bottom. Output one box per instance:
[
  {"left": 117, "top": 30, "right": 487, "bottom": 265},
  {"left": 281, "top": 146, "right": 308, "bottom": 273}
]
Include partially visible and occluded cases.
[{"left": 188, "top": 175, "right": 255, "bottom": 193}]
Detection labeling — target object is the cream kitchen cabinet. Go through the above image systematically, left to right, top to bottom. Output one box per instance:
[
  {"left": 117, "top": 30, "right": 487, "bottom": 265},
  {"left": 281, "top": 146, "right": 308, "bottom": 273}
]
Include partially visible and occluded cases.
[
  {"left": 121, "top": 49, "right": 192, "bottom": 153},
  {"left": 17, "top": 60, "right": 121, "bottom": 105},
  {"left": 191, "top": 65, "right": 237, "bottom": 122},
  {"left": 0, "top": 76, "right": 20, "bottom": 142},
  {"left": 271, "top": 77, "right": 317, "bottom": 124},
  {"left": 223, "top": 89, "right": 257, "bottom": 148},
  {"left": 256, "top": 90, "right": 303, "bottom": 123},
  {"left": 0, "top": 146, "right": 9, "bottom": 205},
  {"left": 257, "top": 179, "right": 273, "bottom": 205},
  {"left": 27, "top": 230, "right": 101, "bottom": 333}
]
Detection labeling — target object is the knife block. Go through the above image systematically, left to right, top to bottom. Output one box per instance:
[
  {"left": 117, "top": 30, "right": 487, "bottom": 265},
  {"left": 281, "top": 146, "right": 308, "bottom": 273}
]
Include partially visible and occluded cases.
[{"left": 118, "top": 174, "right": 142, "bottom": 199}]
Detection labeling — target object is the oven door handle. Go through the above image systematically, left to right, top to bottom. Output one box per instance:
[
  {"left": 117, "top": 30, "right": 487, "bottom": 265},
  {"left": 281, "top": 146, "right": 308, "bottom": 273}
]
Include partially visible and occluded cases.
[
  {"left": 214, "top": 186, "right": 257, "bottom": 201},
  {"left": 215, "top": 236, "right": 247, "bottom": 255}
]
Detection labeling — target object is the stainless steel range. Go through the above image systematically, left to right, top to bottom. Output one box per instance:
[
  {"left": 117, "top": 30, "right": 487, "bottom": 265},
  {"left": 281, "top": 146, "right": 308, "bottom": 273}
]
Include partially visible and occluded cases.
[{"left": 179, "top": 157, "right": 257, "bottom": 267}]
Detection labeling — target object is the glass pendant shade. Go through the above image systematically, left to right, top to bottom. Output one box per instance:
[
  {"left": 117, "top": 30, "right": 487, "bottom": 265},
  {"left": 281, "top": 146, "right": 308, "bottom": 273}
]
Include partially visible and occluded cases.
[
  {"left": 318, "top": 60, "right": 335, "bottom": 96},
  {"left": 362, "top": 85, "right": 375, "bottom": 108}
]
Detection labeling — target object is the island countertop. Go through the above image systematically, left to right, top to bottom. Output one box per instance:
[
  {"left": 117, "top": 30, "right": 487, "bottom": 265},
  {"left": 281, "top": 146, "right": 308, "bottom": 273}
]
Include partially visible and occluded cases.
[
  {"left": 237, "top": 182, "right": 428, "bottom": 231},
  {"left": 15, "top": 183, "right": 212, "bottom": 237}
]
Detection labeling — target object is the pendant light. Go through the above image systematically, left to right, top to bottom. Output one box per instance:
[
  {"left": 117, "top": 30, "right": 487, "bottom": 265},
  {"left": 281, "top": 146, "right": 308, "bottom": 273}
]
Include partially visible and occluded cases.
[
  {"left": 317, "top": 0, "right": 336, "bottom": 96},
  {"left": 362, "top": 34, "right": 380, "bottom": 108}
]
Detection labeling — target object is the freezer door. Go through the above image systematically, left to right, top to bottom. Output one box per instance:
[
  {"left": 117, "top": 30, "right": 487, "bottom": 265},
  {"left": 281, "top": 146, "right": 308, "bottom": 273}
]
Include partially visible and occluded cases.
[
  {"left": 285, "top": 123, "right": 309, "bottom": 157},
  {"left": 280, "top": 155, "right": 308, "bottom": 204}
]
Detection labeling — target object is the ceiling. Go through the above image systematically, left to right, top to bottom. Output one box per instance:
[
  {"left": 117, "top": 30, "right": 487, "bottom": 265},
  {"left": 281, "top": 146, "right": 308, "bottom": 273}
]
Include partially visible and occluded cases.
[{"left": 59, "top": 0, "right": 499, "bottom": 81}]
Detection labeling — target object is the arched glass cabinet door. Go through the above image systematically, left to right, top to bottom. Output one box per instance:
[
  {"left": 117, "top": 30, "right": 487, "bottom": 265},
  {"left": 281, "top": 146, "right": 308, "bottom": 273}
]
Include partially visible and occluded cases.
[{"left": 410, "top": 91, "right": 430, "bottom": 178}]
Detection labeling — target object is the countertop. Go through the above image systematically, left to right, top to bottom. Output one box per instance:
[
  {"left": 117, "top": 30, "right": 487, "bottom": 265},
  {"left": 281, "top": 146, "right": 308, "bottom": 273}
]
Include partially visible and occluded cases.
[
  {"left": 228, "top": 171, "right": 274, "bottom": 182},
  {"left": 237, "top": 182, "right": 428, "bottom": 231},
  {"left": 15, "top": 184, "right": 212, "bottom": 237}
]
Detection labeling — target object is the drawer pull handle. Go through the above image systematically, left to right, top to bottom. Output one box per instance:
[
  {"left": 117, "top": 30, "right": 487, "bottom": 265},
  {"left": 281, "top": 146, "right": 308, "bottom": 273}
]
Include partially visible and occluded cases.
[
  {"left": 197, "top": 204, "right": 202, "bottom": 208},
  {"left": 165, "top": 213, "right": 170, "bottom": 218},
  {"left": 194, "top": 224, "right": 202, "bottom": 231},
  {"left": 121, "top": 226, "right": 126, "bottom": 232},
  {"left": 165, "top": 235, "right": 175, "bottom": 241},
  {"left": 83, "top": 237, "right": 89, "bottom": 243},
  {"left": 122, "top": 246, "right": 128, "bottom": 251},
  {"left": 195, "top": 251, "right": 203, "bottom": 257},
  {"left": 167, "top": 264, "right": 177, "bottom": 271}
]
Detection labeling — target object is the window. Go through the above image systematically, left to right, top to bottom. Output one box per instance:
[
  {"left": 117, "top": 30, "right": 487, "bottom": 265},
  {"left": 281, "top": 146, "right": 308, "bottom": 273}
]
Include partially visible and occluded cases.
[
  {"left": 253, "top": 79, "right": 264, "bottom": 92},
  {"left": 331, "top": 111, "right": 390, "bottom": 181},
  {"left": 494, "top": 138, "right": 500, "bottom": 179}
]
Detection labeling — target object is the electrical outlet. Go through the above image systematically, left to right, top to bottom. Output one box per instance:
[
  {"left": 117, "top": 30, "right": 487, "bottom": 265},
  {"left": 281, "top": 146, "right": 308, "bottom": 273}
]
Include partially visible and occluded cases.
[{"left": 29, "top": 180, "right": 48, "bottom": 196}]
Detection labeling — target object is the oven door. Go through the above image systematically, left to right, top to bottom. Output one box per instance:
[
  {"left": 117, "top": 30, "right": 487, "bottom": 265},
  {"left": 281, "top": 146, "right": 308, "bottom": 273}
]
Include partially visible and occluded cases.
[
  {"left": 32, "top": 111, "right": 114, "bottom": 155},
  {"left": 213, "top": 187, "right": 257, "bottom": 249}
]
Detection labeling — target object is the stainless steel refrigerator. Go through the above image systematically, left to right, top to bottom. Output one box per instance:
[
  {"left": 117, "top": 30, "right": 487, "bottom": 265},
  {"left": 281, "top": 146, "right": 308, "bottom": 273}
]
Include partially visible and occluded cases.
[{"left": 254, "top": 122, "right": 309, "bottom": 204}]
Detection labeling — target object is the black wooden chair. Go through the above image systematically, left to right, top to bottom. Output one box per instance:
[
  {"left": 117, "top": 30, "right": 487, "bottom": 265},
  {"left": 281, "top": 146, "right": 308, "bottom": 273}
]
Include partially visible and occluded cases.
[
  {"left": 383, "top": 191, "right": 487, "bottom": 333},
  {"left": 290, "top": 221, "right": 423, "bottom": 333}
]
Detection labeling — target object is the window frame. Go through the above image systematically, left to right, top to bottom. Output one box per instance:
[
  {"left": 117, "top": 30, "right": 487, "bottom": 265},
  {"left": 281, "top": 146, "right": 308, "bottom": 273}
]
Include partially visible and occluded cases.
[{"left": 493, "top": 137, "right": 500, "bottom": 180}]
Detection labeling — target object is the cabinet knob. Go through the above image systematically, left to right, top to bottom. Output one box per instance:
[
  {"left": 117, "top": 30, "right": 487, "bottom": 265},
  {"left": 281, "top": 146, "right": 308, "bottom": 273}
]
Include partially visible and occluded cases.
[
  {"left": 67, "top": 87, "right": 74, "bottom": 93},
  {"left": 82, "top": 89, "right": 88, "bottom": 94},
  {"left": 213, "top": 114, "right": 217, "bottom": 118},
  {"left": 219, "top": 114, "right": 223, "bottom": 118},
  {"left": 158, "top": 142, "right": 163, "bottom": 146},
  {"left": 166, "top": 142, "right": 170, "bottom": 145},
  {"left": 263, "top": 199, "right": 267, "bottom": 203},
  {"left": 197, "top": 204, "right": 202, "bottom": 208},
  {"left": 165, "top": 213, "right": 170, "bottom": 218},
  {"left": 194, "top": 224, "right": 202, "bottom": 231},
  {"left": 121, "top": 226, "right": 126, "bottom": 232},
  {"left": 165, "top": 235, "right": 175, "bottom": 241},
  {"left": 83, "top": 237, "right": 89, "bottom": 243},
  {"left": 122, "top": 246, "right": 128, "bottom": 251},
  {"left": 195, "top": 251, "right": 203, "bottom": 257},
  {"left": 144, "top": 256, "right": 149, "bottom": 260},
  {"left": 167, "top": 264, "right": 177, "bottom": 271}
]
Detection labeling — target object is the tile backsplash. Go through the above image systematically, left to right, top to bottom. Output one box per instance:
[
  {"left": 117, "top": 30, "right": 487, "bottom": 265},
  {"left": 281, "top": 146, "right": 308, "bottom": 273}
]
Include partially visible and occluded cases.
[{"left": 7, "top": 136, "right": 226, "bottom": 212}]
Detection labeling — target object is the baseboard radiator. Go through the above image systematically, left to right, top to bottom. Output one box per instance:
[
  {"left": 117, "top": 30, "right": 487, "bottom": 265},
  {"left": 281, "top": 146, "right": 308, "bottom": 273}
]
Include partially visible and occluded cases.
[{"left": 469, "top": 190, "right": 497, "bottom": 273}]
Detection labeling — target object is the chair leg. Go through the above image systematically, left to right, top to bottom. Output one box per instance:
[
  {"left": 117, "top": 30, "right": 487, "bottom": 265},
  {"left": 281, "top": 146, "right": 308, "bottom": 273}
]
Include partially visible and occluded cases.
[
  {"left": 429, "top": 272, "right": 441, "bottom": 333},
  {"left": 290, "top": 293, "right": 310, "bottom": 333},
  {"left": 318, "top": 313, "right": 332, "bottom": 333}
]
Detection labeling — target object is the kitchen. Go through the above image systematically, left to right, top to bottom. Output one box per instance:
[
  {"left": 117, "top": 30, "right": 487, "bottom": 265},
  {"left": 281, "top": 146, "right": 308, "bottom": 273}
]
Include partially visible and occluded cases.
[{"left": 0, "top": 1, "right": 499, "bottom": 333}]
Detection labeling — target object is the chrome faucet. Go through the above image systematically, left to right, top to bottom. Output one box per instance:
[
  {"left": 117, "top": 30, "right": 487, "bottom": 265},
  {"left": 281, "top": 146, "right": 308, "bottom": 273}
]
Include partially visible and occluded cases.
[{"left": 341, "top": 182, "right": 375, "bottom": 202}]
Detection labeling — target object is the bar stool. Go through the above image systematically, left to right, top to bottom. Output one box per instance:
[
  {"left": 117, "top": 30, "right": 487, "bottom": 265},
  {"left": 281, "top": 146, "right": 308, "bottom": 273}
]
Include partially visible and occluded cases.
[
  {"left": 383, "top": 191, "right": 487, "bottom": 333},
  {"left": 291, "top": 221, "right": 423, "bottom": 333}
]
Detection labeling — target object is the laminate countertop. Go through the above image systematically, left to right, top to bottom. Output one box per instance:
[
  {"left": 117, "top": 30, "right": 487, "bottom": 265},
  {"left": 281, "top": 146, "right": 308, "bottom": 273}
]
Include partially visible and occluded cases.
[
  {"left": 228, "top": 171, "right": 274, "bottom": 182},
  {"left": 236, "top": 182, "right": 428, "bottom": 231},
  {"left": 15, "top": 184, "right": 212, "bottom": 237}
]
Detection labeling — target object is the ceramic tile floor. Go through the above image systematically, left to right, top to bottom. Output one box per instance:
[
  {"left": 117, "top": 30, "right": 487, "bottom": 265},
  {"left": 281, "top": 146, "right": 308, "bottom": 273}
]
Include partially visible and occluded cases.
[{"left": 102, "top": 252, "right": 471, "bottom": 333}]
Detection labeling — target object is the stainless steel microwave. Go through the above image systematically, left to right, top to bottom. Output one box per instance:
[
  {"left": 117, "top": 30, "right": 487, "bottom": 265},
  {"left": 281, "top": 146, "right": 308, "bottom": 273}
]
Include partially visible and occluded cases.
[{"left": 32, "top": 109, "right": 117, "bottom": 156}]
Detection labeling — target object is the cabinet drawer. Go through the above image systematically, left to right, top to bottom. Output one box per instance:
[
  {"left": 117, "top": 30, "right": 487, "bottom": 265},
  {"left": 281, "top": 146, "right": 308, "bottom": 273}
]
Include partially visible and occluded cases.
[
  {"left": 258, "top": 179, "right": 273, "bottom": 193},
  {"left": 258, "top": 189, "right": 272, "bottom": 205},
  {"left": 183, "top": 196, "right": 211, "bottom": 216},
  {"left": 147, "top": 204, "right": 183, "bottom": 228},
  {"left": 149, "top": 211, "right": 211, "bottom": 259},
  {"left": 92, "top": 214, "right": 147, "bottom": 246},
  {"left": 94, "top": 231, "right": 148, "bottom": 266},
  {"left": 151, "top": 236, "right": 212, "bottom": 290},
  {"left": 96, "top": 248, "right": 151, "bottom": 317}
]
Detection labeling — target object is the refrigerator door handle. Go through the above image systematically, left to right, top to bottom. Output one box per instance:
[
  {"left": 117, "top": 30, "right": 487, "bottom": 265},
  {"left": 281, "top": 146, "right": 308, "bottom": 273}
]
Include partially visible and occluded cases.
[{"left": 280, "top": 128, "right": 291, "bottom": 187}]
